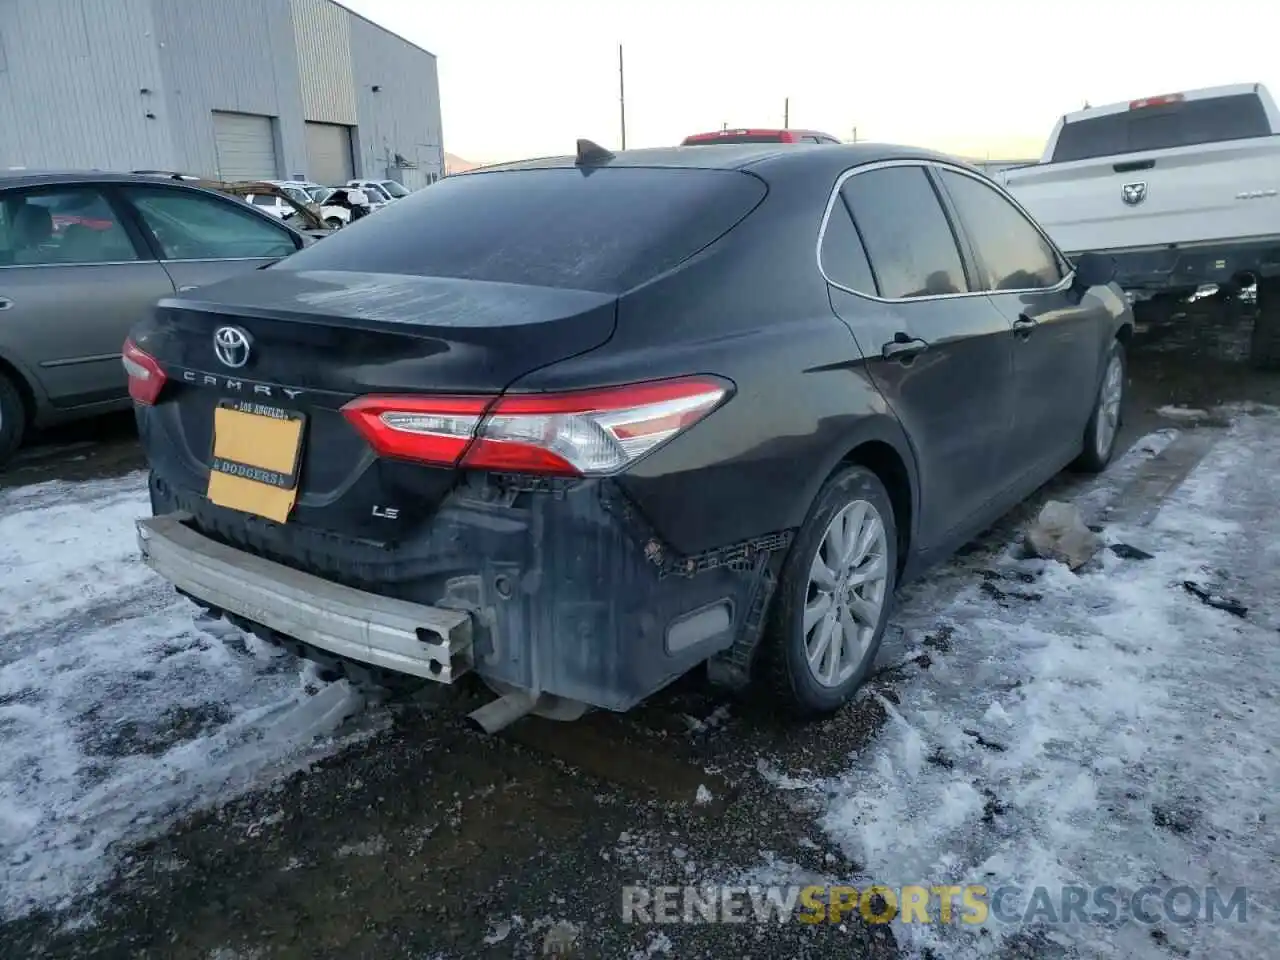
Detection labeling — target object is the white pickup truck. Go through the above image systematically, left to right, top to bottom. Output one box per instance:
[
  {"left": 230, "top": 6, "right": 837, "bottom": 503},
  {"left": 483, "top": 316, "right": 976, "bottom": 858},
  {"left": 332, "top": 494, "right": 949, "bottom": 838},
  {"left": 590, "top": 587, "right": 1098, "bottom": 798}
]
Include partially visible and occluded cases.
[{"left": 1001, "top": 83, "right": 1280, "bottom": 366}]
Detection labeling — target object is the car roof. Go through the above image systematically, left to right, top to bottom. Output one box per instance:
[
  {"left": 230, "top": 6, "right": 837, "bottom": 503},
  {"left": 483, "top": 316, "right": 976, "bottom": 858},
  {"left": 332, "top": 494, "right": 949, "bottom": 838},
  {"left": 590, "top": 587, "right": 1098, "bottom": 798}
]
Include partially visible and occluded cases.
[
  {"left": 460, "top": 142, "right": 964, "bottom": 181},
  {"left": 0, "top": 169, "right": 213, "bottom": 189}
]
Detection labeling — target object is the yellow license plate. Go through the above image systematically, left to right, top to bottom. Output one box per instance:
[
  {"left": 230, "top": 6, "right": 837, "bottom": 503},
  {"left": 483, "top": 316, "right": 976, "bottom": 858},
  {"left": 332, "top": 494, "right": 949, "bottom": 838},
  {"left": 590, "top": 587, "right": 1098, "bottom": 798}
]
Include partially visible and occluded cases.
[{"left": 206, "top": 400, "right": 307, "bottom": 523}]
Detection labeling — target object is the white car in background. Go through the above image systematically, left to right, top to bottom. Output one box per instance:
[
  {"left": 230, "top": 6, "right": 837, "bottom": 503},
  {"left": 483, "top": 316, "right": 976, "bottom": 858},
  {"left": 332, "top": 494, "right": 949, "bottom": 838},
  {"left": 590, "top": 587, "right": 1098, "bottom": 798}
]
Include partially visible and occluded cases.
[
  {"left": 346, "top": 178, "right": 411, "bottom": 205},
  {"left": 245, "top": 181, "right": 351, "bottom": 229}
]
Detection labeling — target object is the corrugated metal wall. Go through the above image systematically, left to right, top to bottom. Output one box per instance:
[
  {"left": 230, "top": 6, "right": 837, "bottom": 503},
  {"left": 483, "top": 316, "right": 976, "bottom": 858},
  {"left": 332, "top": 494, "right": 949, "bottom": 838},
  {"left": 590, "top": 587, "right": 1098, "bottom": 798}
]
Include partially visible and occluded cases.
[
  {"left": 0, "top": 0, "right": 172, "bottom": 170},
  {"left": 0, "top": 0, "right": 441, "bottom": 187},
  {"left": 149, "top": 0, "right": 309, "bottom": 179},
  {"left": 290, "top": 0, "right": 356, "bottom": 125},
  {"left": 349, "top": 15, "right": 444, "bottom": 191}
]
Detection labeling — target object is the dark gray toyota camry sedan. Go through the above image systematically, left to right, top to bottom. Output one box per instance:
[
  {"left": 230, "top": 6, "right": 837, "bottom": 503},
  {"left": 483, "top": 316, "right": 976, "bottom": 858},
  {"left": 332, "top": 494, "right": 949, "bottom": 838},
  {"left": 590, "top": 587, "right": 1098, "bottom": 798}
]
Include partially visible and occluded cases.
[{"left": 125, "top": 140, "right": 1131, "bottom": 730}]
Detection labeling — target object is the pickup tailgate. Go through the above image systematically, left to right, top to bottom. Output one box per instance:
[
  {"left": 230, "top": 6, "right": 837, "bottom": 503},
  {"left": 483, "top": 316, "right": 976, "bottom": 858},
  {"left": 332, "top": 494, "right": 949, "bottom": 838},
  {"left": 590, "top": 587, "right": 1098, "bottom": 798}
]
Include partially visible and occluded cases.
[{"left": 1003, "top": 137, "right": 1280, "bottom": 255}]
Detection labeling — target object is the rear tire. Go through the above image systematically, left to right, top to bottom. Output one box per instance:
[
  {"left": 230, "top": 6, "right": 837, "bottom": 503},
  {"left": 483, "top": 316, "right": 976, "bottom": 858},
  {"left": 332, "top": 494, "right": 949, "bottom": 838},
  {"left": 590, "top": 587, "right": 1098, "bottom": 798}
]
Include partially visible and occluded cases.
[
  {"left": 325, "top": 217, "right": 344, "bottom": 230},
  {"left": 1250, "top": 276, "right": 1280, "bottom": 369},
  {"left": 1073, "top": 339, "right": 1125, "bottom": 474},
  {"left": 0, "top": 371, "right": 27, "bottom": 468},
  {"left": 761, "top": 465, "right": 898, "bottom": 718}
]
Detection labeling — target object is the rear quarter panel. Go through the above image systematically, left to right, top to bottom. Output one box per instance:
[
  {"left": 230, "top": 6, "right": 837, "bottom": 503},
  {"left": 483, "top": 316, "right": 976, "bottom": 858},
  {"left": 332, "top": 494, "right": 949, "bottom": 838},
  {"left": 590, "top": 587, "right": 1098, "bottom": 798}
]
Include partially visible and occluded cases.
[{"left": 511, "top": 173, "right": 916, "bottom": 557}]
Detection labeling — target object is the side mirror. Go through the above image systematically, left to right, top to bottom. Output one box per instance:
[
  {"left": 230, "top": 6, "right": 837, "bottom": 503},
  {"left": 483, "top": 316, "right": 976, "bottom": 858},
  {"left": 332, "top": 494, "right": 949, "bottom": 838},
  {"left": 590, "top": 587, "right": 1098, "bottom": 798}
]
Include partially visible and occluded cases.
[{"left": 1072, "top": 252, "right": 1117, "bottom": 288}]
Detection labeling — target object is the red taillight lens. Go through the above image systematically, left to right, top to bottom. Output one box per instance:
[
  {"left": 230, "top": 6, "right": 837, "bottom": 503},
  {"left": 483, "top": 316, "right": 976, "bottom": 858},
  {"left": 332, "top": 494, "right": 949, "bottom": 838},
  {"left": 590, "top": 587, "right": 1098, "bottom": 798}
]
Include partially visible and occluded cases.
[
  {"left": 122, "top": 338, "right": 167, "bottom": 405},
  {"left": 340, "top": 376, "right": 731, "bottom": 476},
  {"left": 340, "top": 395, "right": 493, "bottom": 465}
]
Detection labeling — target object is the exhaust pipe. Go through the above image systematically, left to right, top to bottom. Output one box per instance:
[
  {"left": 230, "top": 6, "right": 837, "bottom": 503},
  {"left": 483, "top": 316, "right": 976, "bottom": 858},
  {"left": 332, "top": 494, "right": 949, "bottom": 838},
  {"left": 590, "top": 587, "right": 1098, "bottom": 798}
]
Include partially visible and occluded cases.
[{"left": 467, "top": 689, "right": 540, "bottom": 734}]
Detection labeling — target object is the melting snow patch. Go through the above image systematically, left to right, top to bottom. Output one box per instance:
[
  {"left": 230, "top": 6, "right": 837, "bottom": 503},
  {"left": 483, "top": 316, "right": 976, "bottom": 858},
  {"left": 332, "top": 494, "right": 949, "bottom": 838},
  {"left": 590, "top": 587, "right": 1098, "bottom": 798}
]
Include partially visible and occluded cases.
[
  {"left": 764, "top": 419, "right": 1280, "bottom": 958},
  {"left": 0, "top": 473, "right": 382, "bottom": 921}
]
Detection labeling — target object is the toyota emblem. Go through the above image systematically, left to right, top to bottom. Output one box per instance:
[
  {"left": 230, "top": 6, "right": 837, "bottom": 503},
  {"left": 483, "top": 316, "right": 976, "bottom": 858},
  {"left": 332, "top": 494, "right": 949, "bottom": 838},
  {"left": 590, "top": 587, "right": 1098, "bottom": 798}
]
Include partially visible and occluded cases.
[
  {"left": 1121, "top": 181, "right": 1147, "bottom": 206},
  {"left": 213, "top": 326, "right": 252, "bottom": 368}
]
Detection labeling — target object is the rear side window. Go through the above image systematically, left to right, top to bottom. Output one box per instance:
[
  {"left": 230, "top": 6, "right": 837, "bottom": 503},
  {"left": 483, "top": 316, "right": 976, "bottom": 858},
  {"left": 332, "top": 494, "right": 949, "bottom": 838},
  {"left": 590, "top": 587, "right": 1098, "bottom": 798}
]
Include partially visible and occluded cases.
[
  {"left": 1050, "top": 94, "right": 1271, "bottom": 162},
  {"left": 841, "top": 166, "right": 969, "bottom": 299},
  {"left": 278, "top": 167, "right": 768, "bottom": 293},
  {"left": 939, "top": 170, "right": 1063, "bottom": 291},
  {"left": 820, "top": 194, "right": 877, "bottom": 294}
]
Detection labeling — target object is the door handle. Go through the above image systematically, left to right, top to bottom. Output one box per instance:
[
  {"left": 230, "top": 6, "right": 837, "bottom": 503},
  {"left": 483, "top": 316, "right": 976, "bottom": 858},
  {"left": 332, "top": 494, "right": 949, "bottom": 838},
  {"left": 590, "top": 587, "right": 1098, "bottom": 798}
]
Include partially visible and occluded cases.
[
  {"left": 178, "top": 285, "right": 198, "bottom": 292},
  {"left": 0, "top": 297, "right": 12, "bottom": 311},
  {"left": 1013, "top": 314, "right": 1037, "bottom": 339},
  {"left": 882, "top": 333, "right": 929, "bottom": 361}
]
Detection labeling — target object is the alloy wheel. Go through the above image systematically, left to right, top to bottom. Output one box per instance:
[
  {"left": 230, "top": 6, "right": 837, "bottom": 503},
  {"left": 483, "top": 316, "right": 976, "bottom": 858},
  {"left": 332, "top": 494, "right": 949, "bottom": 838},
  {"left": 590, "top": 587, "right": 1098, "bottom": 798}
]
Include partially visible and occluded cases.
[
  {"left": 1096, "top": 353, "right": 1123, "bottom": 458},
  {"left": 803, "top": 499, "right": 889, "bottom": 688}
]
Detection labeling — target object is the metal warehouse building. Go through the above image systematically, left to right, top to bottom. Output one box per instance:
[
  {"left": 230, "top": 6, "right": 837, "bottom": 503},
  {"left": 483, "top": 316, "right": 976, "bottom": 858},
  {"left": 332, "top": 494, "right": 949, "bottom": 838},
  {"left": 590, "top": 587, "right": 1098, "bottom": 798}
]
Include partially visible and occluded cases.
[{"left": 0, "top": 0, "right": 444, "bottom": 189}]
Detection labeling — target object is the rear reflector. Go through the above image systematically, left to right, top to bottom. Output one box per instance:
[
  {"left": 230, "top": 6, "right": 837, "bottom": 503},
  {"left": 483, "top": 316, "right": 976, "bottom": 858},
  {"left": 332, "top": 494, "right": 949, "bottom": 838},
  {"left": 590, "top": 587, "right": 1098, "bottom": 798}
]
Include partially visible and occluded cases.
[
  {"left": 1129, "top": 93, "right": 1185, "bottom": 110},
  {"left": 122, "top": 338, "right": 167, "bottom": 405},
  {"left": 340, "top": 376, "right": 731, "bottom": 476}
]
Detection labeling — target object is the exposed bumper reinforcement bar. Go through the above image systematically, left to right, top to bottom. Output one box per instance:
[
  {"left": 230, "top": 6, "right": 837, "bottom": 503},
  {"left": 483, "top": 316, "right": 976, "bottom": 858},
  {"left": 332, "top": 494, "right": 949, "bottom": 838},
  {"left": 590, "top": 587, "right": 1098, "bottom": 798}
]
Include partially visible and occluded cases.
[{"left": 136, "top": 513, "right": 473, "bottom": 683}]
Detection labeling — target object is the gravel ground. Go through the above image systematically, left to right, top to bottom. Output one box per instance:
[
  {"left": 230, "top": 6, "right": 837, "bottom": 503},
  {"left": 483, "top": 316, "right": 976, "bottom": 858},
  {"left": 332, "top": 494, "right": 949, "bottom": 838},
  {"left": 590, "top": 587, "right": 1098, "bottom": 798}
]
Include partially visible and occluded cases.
[{"left": 2, "top": 298, "right": 1276, "bottom": 959}]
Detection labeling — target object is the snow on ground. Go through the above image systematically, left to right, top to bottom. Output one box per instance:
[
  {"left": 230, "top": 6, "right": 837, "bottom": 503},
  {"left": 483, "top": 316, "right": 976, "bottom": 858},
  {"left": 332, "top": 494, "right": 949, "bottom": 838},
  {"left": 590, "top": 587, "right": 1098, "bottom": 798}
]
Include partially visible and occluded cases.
[
  {"left": 766, "top": 416, "right": 1280, "bottom": 958},
  {"left": 0, "top": 472, "right": 376, "bottom": 921}
]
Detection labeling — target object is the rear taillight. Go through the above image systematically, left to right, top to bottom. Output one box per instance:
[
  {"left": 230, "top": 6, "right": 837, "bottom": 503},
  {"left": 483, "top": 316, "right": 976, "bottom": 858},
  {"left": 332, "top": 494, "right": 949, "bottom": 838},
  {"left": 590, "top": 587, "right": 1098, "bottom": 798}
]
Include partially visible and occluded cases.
[
  {"left": 122, "top": 338, "right": 167, "bottom": 405},
  {"left": 340, "top": 376, "right": 730, "bottom": 477},
  {"left": 340, "top": 395, "right": 491, "bottom": 465}
]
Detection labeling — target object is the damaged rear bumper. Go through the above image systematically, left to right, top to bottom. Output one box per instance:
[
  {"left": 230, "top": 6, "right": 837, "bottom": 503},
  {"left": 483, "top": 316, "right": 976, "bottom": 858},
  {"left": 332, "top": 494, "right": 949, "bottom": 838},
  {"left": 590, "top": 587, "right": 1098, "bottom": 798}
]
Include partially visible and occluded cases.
[
  {"left": 143, "top": 476, "right": 787, "bottom": 712},
  {"left": 136, "top": 513, "right": 474, "bottom": 682}
]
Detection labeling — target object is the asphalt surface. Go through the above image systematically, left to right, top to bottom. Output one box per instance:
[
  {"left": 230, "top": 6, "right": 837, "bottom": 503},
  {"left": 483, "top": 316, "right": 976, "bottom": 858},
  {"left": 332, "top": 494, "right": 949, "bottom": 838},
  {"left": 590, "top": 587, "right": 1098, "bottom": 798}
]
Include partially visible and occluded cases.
[{"left": 3, "top": 299, "right": 1278, "bottom": 959}]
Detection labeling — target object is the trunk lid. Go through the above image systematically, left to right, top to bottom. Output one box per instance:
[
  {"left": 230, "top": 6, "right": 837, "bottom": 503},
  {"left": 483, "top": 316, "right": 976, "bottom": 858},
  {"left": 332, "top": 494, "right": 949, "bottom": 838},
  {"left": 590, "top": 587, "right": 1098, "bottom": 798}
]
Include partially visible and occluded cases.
[{"left": 133, "top": 269, "right": 616, "bottom": 545}]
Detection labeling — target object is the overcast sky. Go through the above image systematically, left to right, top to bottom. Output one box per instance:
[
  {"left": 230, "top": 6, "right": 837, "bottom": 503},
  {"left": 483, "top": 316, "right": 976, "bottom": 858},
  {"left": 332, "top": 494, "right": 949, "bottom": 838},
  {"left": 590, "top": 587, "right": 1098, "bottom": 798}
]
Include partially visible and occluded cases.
[{"left": 339, "top": 0, "right": 1278, "bottom": 164}]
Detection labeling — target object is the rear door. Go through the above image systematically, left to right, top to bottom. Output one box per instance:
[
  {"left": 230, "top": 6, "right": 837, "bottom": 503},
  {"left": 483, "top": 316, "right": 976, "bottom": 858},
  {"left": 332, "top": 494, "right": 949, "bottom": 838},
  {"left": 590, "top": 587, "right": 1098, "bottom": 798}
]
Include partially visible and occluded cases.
[
  {"left": 823, "top": 162, "right": 1016, "bottom": 547},
  {"left": 934, "top": 166, "right": 1104, "bottom": 478},
  {"left": 0, "top": 183, "right": 174, "bottom": 407},
  {"left": 116, "top": 184, "right": 303, "bottom": 292}
]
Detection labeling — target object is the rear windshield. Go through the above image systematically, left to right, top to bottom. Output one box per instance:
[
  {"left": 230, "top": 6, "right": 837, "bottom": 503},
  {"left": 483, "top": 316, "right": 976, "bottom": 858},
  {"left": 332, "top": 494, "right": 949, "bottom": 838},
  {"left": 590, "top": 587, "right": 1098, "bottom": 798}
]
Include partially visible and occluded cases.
[
  {"left": 1050, "top": 93, "right": 1272, "bottom": 162},
  {"left": 684, "top": 133, "right": 787, "bottom": 145},
  {"left": 276, "top": 166, "right": 767, "bottom": 293}
]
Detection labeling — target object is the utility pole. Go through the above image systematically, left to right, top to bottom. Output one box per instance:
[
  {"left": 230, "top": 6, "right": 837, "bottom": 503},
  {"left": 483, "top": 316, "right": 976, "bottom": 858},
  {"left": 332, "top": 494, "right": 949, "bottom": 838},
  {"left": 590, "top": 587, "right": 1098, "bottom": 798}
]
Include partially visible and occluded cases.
[
  {"left": 618, "top": 44, "right": 627, "bottom": 150},
  {"left": 784, "top": 97, "right": 789, "bottom": 127},
  {"left": 851, "top": 126, "right": 858, "bottom": 143}
]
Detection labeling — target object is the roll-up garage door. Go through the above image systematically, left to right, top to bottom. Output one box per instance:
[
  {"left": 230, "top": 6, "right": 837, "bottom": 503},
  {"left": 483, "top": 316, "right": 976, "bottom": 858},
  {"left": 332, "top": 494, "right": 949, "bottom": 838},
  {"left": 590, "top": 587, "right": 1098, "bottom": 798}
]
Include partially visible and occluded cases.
[
  {"left": 211, "top": 111, "right": 279, "bottom": 181},
  {"left": 305, "top": 122, "right": 354, "bottom": 185}
]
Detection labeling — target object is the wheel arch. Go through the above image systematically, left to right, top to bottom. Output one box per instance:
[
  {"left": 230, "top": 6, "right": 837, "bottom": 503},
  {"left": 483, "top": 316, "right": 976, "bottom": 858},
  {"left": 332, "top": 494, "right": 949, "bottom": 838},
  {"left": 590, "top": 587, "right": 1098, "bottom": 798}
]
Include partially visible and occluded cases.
[
  {"left": 0, "top": 347, "right": 41, "bottom": 427},
  {"left": 803, "top": 414, "right": 920, "bottom": 576}
]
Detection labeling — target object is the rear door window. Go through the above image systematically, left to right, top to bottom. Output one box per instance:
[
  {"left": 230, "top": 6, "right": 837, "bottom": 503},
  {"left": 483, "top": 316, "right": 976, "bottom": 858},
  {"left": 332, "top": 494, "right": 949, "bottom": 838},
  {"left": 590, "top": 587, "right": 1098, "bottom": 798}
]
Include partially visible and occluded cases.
[
  {"left": 1050, "top": 93, "right": 1271, "bottom": 162},
  {"left": 277, "top": 166, "right": 768, "bottom": 293},
  {"left": 841, "top": 166, "right": 969, "bottom": 299},
  {"left": 938, "top": 170, "right": 1064, "bottom": 291},
  {"left": 123, "top": 186, "right": 299, "bottom": 260}
]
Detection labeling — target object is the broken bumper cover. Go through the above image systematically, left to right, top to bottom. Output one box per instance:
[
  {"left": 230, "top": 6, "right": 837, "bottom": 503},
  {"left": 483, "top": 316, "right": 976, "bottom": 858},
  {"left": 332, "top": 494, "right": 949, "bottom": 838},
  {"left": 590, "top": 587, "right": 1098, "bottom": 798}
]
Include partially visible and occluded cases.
[
  {"left": 143, "top": 475, "right": 783, "bottom": 712},
  {"left": 136, "top": 513, "right": 473, "bottom": 682}
]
